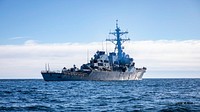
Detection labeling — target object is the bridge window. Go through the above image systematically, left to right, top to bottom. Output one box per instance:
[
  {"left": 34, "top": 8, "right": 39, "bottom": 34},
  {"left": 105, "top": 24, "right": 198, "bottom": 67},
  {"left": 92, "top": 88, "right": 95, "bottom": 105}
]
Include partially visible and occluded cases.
[{"left": 98, "top": 63, "right": 103, "bottom": 66}]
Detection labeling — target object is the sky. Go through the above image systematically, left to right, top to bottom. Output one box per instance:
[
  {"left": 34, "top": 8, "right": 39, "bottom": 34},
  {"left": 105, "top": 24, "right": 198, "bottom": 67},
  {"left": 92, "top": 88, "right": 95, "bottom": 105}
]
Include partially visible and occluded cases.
[{"left": 0, "top": 0, "right": 200, "bottom": 79}]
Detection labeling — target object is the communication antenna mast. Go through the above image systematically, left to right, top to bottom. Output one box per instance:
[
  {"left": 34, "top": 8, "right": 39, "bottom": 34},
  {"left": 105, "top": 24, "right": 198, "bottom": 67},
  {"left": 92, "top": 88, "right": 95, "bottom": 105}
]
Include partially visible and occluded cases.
[
  {"left": 106, "top": 20, "right": 130, "bottom": 59},
  {"left": 106, "top": 40, "right": 108, "bottom": 54},
  {"left": 102, "top": 41, "right": 104, "bottom": 50},
  {"left": 87, "top": 49, "right": 89, "bottom": 63},
  {"left": 45, "top": 63, "right": 47, "bottom": 71},
  {"left": 48, "top": 63, "right": 50, "bottom": 71}
]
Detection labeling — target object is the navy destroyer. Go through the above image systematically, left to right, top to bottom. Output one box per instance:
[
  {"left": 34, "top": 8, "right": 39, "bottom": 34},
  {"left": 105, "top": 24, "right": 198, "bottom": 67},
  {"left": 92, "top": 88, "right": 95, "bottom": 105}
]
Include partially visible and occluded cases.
[{"left": 41, "top": 21, "right": 146, "bottom": 81}]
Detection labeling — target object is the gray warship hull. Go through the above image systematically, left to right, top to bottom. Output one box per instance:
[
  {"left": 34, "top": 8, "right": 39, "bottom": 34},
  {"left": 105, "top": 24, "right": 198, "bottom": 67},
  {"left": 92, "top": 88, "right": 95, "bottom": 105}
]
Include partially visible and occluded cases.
[{"left": 41, "top": 69, "right": 146, "bottom": 81}]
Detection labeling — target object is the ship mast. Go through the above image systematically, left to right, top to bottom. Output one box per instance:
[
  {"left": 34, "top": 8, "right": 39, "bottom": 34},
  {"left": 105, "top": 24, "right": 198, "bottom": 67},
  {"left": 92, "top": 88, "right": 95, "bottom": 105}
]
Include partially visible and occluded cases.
[{"left": 106, "top": 20, "right": 130, "bottom": 59}]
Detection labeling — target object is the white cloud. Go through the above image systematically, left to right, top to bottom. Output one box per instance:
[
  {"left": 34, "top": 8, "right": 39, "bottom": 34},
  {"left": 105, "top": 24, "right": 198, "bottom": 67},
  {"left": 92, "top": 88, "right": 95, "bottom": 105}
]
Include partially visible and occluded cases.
[
  {"left": 9, "top": 37, "right": 28, "bottom": 40},
  {"left": 0, "top": 40, "right": 199, "bottom": 79},
  {"left": 24, "top": 40, "right": 38, "bottom": 45}
]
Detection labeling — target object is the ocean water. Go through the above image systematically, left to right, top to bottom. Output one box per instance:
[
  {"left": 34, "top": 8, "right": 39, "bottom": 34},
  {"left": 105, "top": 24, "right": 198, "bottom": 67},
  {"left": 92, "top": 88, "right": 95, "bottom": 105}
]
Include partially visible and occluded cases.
[{"left": 0, "top": 79, "right": 199, "bottom": 111}]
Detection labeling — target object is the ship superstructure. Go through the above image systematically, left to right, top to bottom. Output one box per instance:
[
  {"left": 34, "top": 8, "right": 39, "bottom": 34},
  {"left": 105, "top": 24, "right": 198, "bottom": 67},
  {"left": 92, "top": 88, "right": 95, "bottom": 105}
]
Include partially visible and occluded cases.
[{"left": 41, "top": 21, "right": 146, "bottom": 81}]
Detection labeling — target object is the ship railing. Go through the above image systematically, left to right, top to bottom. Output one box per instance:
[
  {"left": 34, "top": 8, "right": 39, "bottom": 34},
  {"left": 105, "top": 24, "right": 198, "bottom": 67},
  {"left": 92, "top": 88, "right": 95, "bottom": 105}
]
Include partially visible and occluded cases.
[
  {"left": 136, "top": 67, "right": 147, "bottom": 70},
  {"left": 41, "top": 70, "right": 61, "bottom": 73}
]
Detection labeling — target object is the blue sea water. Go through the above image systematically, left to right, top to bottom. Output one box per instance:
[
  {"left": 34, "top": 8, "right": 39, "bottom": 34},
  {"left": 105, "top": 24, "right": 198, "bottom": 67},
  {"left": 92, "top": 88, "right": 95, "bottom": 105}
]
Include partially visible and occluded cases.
[{"left": 0, "top": 79, "right": 199, "bottom": 111}]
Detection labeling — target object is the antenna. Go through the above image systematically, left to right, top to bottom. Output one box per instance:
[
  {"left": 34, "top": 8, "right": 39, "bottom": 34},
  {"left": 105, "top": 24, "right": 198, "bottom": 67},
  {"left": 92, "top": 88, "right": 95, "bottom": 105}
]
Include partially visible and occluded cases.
[
  {"left": 106, "top": 20, "right": 130, "bottom": 59},
  {"left": 116, "top": 20, "right": 118, "bottom": 28},
  {"left": 106, "top": 40, "right": 108, "bottom": 54},
  {"left": 102, "top": 41, "right": 104, "bottom": 50},
  {"left": 87, "top": 49, "right": 89, "bottom": 63},
  {"left": 45, "top": 63, "right": 47, "bottom": 71},
  {"left": 48, "top": 63, "right": 50, "bottom": 71}
]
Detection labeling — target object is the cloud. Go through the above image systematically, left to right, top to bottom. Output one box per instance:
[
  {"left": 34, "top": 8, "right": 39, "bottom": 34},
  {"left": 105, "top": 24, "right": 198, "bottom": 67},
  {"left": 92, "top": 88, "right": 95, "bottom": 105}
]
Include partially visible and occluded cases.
[
  {"left": 9, "top": 37, "right": 28, "bottom": 40},
  {"left": 0, "top": 40, "right": 199, "bottom": 79},
  {"left": 24, "top": 40, "right": 39, "bottom": 45}
]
